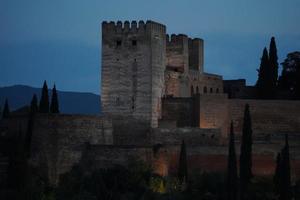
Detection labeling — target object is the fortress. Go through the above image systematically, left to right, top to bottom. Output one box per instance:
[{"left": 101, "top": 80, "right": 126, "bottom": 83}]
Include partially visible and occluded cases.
[{"left": 1, "top": 20, "right": 300, "bottom": 185}]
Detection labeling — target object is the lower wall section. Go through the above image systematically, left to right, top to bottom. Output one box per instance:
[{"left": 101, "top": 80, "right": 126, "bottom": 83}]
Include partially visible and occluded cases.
[
  {"left": 29, "top": 114, "right": 113, "bottom": 184},
  {"left": 82, "top": 142, "right": 300, "bottom": 181}
]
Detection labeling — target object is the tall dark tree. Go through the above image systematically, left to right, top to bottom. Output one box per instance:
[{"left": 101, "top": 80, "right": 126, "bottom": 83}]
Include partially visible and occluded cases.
[
  {"left": 269, "top": 37, "right": 279, "bottom": 91},
  {"left": 256, "top": 48, "right": 273, "bottom": 99},
  {"left": 278, "top": 51, "right": 300, "bottom": 99},
  {"left": 39, "top": 81, "right": 49, "bottom": 113},
  {"left": 50, "top": 84, "right": 60, "bottom": 113},
  {"left": 30, "top": 94, "right": 38, "bottom": 114},
  {"left": 2, "top": 98, "right": 10, "bottom": 118},
  {"left": 240, "top": 104, "right": 253, "bottom": 199},
  {"left": 227, "top": 121, "right": 238, "bottom": 200},
  {"left": 279, "top": 134, "right": 292, "bottom": 200},
  {"left": 178, "top": 140, "right": 188, "bottom": 184},
  {"left": 273, "top": 153, "right": 281, "bottom": 195}
]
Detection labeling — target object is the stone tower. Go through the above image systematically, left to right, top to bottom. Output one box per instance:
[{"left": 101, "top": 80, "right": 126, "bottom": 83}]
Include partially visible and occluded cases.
[{"left": 101, "top": 20, "right": 166, "bottom": 128}]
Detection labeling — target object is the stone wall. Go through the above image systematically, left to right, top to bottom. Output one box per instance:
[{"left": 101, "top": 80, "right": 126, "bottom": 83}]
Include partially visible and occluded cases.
[
  {"left": 199, "top": 94, "right": 229, "bottom": 137},
  {"left": 198, "top": 95, "right": 300, "bottom": 139},
  {"left": 161, "top": 96, "right": 199, "bottom": 127},
  {"left": 229, "top": 99, "right": 300, "bottom": 136},
  {"left": 29, "top": 114, "right": 113, "bottom": 184},
  {"left": 151, "top": 127, "right": 220, "bottom": 146},
  {"left": 81, "top": 142, "right": 300, "bottom": 180},
  {"left": 166, "top": 142, "right": 300, "bottom": 179}
]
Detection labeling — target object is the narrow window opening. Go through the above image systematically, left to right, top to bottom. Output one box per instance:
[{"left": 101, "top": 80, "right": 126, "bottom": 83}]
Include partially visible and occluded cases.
[
  {"left": 116, "top": 40, "right": 122, "bottom": 47},
  {"left": 132, "top": 40, "right": 137, "bottom": 46},
  {"left": 191, "top": 86, "right": 194, "bottom": 96},
  {"left": 204, "top": 86, "right": 207, "bottom": 93},
  {"left": 210, "top": 88, "right": 213, "bottom": 93},
  {"left": 131, "top": 96, "right": 135, "bottom": 110},
  {"left": 116, "top": 97, "right": 120, "bottom": 106}
]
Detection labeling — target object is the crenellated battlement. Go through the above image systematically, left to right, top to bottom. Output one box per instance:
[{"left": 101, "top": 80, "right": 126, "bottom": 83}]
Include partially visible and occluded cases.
[
  {"left": 102, "top": 20, "right": 166, "bottom": 34},
  {"left": 166, "top": 34, "right": 188, "bottom": 45},
  {"left": 188, "top": 37, "right": 204, "bottom": 43}
]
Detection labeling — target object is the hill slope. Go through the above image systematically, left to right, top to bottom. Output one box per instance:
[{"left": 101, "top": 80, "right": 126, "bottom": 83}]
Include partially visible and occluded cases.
[{"left": 0, "top": 85, "right": 101, "bottom": 114}]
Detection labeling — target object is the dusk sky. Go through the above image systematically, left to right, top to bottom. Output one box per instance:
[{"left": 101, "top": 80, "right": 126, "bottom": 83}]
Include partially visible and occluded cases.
[{"left": 1, "top": 0, "right": 300, "bottom": 94}]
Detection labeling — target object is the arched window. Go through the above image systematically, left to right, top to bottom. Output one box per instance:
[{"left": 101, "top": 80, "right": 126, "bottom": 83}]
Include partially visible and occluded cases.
[
  {"left": 191, "top": 86, "right": 194, "bottom": 96},
  {"left": 196, "top": 86, "right": 199, "bottom": 94},
  {"left": 203, "top": 86, "right": 207, "bottom": 93},
  {"left": 210, "top": 88, "right": 213, "bottom": 93},
  {"left": 216, "top": 88, "right": 219, "bottom": 93}
]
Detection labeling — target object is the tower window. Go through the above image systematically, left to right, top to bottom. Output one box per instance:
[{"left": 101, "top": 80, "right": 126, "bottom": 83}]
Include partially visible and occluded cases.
[
  {"left": 116, "top": 40, "right": 122, "bottom": 47},
  {"left": 132, "top": 40, "right": 137, "bottom": 46},
  {"left": 203, "top": 86, "right": 207, "bottom": 93},
  {"left": 210, "top": 88, "right": 213, "bottom": 93},
  {"left": 216, "top": 88, "right": 219, "bottom": 93},
  {"left": 131, "top": 96, "right": 135, "bottom": 110}
]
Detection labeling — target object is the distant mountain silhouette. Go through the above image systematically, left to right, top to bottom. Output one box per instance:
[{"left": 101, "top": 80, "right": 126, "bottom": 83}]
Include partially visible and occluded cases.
[{"left": 0, "top": 85, "right": 101, "bottom": 114}]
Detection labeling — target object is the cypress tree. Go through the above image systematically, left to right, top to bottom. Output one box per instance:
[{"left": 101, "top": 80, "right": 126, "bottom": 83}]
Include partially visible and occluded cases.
[
  {"left": 269, "top": 37, "right": 279, "bottom": 92},
  {"left": 256, "top": 48, "right": 273, "bottom": 99},
  {"left": 39, "top": 81, "right": 49, "bottom": 113},
  {"left": 50, "top": 84, "right": 60, "bottom": 113},
  {"left": 30, "top": 94, "right": 38, "bottom": 114},
  {"left": 2, "top": 98, "right": 10, "bottom": 118},
  {"left": 240, "top": 104, "right": 253, "bottom": 199},
  {"left": 227, "top": 121, "right": 237, "bottom": 200},
  {"left": 279, "top": 134, "right": 292, "bottom": 200},
  {"left": 178, "top": 140, "right": 188, "bottom": 184},
  {"left": 273, "top": 153, "right": 281, "bottom": 195}
]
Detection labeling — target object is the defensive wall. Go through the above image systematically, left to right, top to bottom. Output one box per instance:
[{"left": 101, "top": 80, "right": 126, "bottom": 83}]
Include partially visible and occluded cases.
[
  {"left": 198, "top": 95, "right": 300, "bottom": 138},
  {"left": 1, "top": 111, "right": 300, "bottom": 185}
]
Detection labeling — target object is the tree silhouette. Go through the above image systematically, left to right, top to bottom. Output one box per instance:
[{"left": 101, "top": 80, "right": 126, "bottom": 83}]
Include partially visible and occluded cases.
[
  {"left": 269, "top": 37, "right": 278, "bottom": 95},
  {"left": 256, "top": 48, "right": 273, "bottom": 99},
  {"left": 278, "top": 51, "right": 300, "bottom": 99},
  {"left": 39, "top": 81, "right": 49, "bottom": 113},
  {"left": 50, "top": 84, "right": 60, "bottom": 113},
  {"left": 30, "top": 94, "right": 38, "bottom": 114},
  {"left": 2, "top": 98, "right": 10, "bottom": 118},
  {"left": 240, "top": 104, "right": 253, "bottom": 199},
  {"left": 227, "top": 121, "right": 237, "bottom": 200},
  {"left": 279, "top": 134, "right": 292, "bottom": 200},
  {"left": 178, "top": 140, "right": 188, "bottom": 184},
  {"left": 273, "top": 152, "right": 281, "bottom": 195}
]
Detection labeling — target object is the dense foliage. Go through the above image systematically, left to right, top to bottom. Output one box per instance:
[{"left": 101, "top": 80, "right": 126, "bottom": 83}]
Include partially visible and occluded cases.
[{"left": 278, "top": 51, "right": 300, "bottom": 99}]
